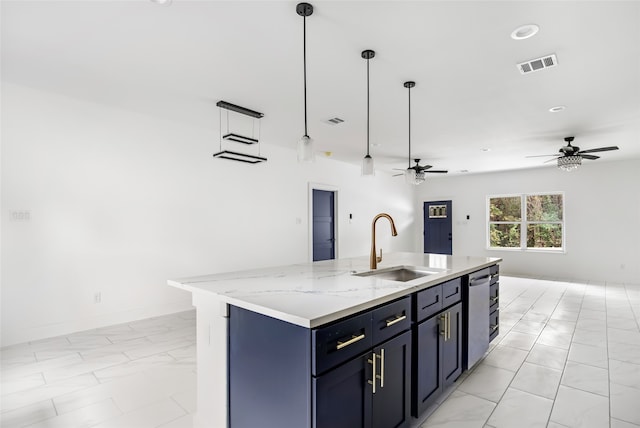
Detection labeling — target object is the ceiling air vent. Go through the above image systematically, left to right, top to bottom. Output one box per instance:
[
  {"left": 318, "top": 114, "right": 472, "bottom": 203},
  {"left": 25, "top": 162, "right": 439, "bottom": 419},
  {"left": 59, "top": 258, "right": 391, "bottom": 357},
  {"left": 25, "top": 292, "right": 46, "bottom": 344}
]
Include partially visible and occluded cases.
[
  {"left": 517, "top": 54, "right": 558, "bottom": 75},
  {"left": 325, "top": 117, "right": 345, "bottom": 125}
]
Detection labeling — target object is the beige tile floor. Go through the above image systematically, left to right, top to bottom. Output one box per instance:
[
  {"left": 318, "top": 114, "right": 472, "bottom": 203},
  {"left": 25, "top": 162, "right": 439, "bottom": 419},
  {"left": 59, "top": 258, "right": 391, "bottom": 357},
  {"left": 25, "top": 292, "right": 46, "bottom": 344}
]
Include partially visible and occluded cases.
[{"left": 1, "top": 276, "right": 639, "bottom": 428}]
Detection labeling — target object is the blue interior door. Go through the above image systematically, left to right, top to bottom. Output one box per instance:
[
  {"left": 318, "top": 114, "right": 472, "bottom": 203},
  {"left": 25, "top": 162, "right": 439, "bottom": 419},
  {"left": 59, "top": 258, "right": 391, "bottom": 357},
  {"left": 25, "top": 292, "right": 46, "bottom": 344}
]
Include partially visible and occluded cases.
[
  {"left": 313, "top": 189, "right": 335, "bottom": 261},
  {"left": 423, "top": 200, "right": 452, "bottom": 255}
]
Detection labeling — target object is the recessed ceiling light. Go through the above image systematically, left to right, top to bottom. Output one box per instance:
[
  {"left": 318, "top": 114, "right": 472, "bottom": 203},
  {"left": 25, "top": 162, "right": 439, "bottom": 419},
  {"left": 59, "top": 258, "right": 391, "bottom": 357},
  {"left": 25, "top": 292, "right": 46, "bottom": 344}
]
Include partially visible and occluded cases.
[
  {"left": 150, "top": 0, "right": 172, "bottom": 5},
  {"left": 511, "top": 24, "right": 539, "bottom": 40},
  {"left": 549, "top": 105, "right": 566, "bottom": 113},
  {"left": 481, "top": 148, "right": 491, "bottom": 152},
  {"left": 459, "top": 170, "right": 469, "bottom": 173}
]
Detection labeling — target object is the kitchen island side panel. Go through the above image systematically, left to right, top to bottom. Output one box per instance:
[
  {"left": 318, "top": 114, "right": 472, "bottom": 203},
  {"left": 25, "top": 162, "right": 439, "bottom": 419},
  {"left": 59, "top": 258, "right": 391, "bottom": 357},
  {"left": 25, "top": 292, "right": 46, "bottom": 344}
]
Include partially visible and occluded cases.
[{"left": 229, "top": 305, "right": 312, "bottom": 428}]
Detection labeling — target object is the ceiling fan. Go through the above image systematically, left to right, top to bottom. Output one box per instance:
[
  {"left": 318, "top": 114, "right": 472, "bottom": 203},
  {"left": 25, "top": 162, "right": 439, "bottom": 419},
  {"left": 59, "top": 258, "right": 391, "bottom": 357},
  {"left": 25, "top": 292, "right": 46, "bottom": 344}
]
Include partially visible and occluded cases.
[
  {"left": 395, "top": 81, "right": 448, "bottom": 184},
  {"left": 527, "top": 136, "right": 619, "bottom": 171},
  {"left": 393, "top": 159, "right": 448, "bottom": 177}
]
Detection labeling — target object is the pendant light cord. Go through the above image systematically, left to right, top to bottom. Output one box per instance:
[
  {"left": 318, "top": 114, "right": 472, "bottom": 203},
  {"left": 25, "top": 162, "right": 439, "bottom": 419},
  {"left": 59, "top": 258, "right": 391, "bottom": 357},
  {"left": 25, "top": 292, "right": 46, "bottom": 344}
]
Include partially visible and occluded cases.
[
  {"left": 303, "top": 15, "right": 308, "bottom": 137},
  {"left": 366, "top": 57, "right": 370, "bottom": 157},
  {"left": 408, "top": 85, "right": 411, "bottom": 167}
]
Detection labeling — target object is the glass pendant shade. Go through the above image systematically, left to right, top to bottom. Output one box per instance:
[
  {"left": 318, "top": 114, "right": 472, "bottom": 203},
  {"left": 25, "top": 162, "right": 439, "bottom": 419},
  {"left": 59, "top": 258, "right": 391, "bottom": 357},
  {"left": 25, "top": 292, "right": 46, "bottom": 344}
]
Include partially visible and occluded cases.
[
  {"left": 297, "top": 135, "right": 315, "bottom": 162},
  {"left": 362, "top": 155, "right": 374, "bottom": 176},
  {"left": 557, "top": 155, "right": 581, "bottom": 171}
]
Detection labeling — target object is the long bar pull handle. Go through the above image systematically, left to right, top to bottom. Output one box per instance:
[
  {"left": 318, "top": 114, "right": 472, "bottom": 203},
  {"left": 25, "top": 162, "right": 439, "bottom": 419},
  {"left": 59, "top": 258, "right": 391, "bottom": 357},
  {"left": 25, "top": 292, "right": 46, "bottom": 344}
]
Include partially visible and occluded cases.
[
  {"left": 490, "top": 296, "right": 499, "bottom": 303},
  {"left": 447, "top": 312, "right": 451, "bottom": 340},
  {"left": 385, "top": 314, "right": 407, "bottom": 327},
  {"left": 440, "top": 314, "right": 447, "bottom": 339},
  {"left": 491, "top": 324, "right": 499, "bottom": 332},
  {"left": 336, "top": 333, "right": 365, "bottom": 350},
  {"left": 379, "top": 349, "right": 385, "bottom": 388},
  {"left": 367, "top": 352, "right": 377, "bottom": 394}
]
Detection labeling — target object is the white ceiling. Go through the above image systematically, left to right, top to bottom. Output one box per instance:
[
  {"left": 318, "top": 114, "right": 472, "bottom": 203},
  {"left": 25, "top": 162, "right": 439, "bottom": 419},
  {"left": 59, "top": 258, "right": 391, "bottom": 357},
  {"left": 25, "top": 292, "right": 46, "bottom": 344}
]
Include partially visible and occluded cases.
[{"left": 3, "top": 0, "right": 640, "bottom": 175}]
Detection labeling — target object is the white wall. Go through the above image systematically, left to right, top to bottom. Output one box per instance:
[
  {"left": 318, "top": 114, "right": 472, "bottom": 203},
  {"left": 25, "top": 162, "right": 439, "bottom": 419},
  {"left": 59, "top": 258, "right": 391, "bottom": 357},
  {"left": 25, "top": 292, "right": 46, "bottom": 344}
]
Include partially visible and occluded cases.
[
  {"left": 1, "top": 83, "right": 415, "bottom": 347},
  {"left": 414, "top": 161, "right": 640, "bottom": 284}
]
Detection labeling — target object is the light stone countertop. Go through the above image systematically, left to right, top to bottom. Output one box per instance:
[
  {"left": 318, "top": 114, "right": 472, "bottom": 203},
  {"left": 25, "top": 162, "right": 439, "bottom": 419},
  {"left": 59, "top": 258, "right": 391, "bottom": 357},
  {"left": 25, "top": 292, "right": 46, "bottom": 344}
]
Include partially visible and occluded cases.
[{"left": 168, "top": 252, "right": 501, "bottom": 328}]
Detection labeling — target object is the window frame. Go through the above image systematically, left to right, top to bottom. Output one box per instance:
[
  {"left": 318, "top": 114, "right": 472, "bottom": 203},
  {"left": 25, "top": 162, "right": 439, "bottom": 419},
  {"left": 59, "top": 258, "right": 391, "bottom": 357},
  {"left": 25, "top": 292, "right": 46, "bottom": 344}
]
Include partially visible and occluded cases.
[{"left": 486, "top": 192, "right": 566, "bottom": 253}]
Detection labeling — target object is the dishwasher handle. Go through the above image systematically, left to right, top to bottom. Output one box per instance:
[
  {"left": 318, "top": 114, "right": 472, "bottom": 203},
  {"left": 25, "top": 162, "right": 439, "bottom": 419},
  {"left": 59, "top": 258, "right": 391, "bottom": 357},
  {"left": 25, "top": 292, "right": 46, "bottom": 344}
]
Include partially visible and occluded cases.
[{"left": 469, "top": 274, "right": 490, "bottom": 286}]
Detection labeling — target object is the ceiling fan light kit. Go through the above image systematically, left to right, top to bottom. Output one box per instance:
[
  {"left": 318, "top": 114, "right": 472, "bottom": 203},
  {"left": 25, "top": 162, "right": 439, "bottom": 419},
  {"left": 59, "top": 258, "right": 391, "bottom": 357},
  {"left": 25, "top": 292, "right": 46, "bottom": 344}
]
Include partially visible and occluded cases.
[
  {"left": 296, "top": 2, "right": 315, "bottom": 163},
  {"left": 361, "top": 49, "right": 376, "bottom": 176},
  {"left": 527, "top": 136, "right": 620, "bottom": 172},
  {"left": 557, "top": 155, "right": 582, "bottom": 172}
]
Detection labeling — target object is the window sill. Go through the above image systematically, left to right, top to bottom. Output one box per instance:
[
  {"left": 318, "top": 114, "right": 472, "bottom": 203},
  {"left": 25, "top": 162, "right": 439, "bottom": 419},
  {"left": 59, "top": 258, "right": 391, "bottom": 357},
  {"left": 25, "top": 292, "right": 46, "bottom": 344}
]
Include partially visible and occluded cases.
[{"left": 487, "top": 247, "right": 566, "bottom": 254}]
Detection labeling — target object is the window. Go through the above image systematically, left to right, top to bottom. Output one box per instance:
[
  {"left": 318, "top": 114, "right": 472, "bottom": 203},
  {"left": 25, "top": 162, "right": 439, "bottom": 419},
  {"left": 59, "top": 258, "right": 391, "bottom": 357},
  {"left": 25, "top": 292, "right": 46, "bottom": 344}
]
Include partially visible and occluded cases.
[{"left": 488, "top": 193, "right": 564, "bottom": 251}]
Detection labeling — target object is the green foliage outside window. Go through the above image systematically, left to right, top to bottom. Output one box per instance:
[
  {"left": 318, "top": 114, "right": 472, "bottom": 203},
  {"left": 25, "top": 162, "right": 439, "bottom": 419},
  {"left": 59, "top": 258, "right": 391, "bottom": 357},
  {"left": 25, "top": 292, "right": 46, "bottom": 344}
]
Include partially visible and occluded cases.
[{"left": 489, "top": 194, "right": 564, "bottom": 249}]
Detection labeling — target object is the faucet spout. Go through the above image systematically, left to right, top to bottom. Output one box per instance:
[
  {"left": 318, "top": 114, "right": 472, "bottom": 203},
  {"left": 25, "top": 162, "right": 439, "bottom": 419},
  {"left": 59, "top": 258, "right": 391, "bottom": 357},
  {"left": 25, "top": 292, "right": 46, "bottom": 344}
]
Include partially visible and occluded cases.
[{"left": 370, "top": 213, "right": 398, "bottom": 270}]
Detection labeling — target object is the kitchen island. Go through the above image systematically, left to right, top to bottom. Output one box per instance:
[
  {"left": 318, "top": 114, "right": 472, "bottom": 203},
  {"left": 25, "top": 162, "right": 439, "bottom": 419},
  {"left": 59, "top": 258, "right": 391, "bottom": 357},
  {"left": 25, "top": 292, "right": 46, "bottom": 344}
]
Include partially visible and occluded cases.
[{"left": 168, "top": 252, "right": 501, "bottom": 428}]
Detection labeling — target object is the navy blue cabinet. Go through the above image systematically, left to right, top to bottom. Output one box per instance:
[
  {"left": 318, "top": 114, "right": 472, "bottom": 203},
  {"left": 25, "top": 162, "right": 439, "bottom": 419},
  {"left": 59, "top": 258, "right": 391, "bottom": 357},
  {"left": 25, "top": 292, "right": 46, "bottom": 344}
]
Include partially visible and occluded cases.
[
  {"left": 413, "top": 302, "right": 462, "bottom": 417},
  {"left": 314, "top": 330, "right": 411, "bottom": 428},
  {"left": 372, "top": 331, "right": 412, "bottom": 428},
  {"left": 314, "top": 352, "right": 372, "bottom": 428}
]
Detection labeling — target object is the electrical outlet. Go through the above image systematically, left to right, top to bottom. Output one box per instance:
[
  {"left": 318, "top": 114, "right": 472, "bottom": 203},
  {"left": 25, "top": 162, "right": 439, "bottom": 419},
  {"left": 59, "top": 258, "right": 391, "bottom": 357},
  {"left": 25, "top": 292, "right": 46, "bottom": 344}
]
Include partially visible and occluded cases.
[{"left": 94, "top": 292, "right": 102, "bottom": 304}]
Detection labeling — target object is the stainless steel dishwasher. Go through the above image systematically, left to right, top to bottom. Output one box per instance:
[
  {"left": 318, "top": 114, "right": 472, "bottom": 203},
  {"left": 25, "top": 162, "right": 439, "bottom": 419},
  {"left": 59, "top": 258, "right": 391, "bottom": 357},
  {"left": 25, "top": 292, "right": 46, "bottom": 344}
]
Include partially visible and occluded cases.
[{"left": 464, "top": 268, "right": 491, "bottom": 369}]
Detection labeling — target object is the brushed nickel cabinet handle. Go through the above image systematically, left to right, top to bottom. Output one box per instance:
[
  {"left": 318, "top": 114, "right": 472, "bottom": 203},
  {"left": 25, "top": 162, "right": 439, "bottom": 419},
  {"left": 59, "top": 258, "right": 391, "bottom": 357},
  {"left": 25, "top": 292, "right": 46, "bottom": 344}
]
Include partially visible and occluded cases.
[
  {"left": 490, "top": 296, "right": 499, "bottom": 303},
  {"left": 385, "top": 314, "right": 407, "bottom": 327},
  {"left": 440, "top": 314, "right": 447, "bottom": 338},
  {"left": 491, "top": 324, "right": 499, "bottom": 332},
  {"left": 336, "top": 333, "right": 365, "bottom": 350},
  {"left": 379, "top": 349, "right": 385, "bottom": 388},
  {"left": 367, "top": 352, "right": 377, "bottom": 394}
]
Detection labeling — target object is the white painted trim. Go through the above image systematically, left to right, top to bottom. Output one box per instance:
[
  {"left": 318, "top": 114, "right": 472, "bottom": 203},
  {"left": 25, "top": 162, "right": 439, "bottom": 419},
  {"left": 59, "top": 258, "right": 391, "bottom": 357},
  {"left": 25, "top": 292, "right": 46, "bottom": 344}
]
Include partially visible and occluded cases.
[{"left": 308, "top": 183, "right": 339, "bottom": 263}]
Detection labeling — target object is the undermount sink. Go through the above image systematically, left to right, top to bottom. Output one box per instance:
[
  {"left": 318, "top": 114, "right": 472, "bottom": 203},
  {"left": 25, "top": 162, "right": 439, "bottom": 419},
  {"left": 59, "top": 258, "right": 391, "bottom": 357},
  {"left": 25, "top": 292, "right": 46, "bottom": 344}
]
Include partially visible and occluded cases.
[{"left": 354, "top": 265, "right": 447, "bottom": 282}]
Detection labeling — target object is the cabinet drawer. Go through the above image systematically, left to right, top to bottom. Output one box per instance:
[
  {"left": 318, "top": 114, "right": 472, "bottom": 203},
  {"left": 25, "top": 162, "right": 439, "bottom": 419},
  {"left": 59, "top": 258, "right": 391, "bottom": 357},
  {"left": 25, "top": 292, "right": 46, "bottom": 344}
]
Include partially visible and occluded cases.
[
  {"left": 490, "top": 264, "right": 499, "bottom": 285},
  {"left": 441, "top": 278, "right": 462, "bottom": 307},
  {"left": 490, "top": 282, "right": 499, "bottom": 312},
  {"left": 415, "top": 285, "right": 442, "bottom": 322},
  {"left": 372, "top": 296, "right": 411, "bottom": 345},
  {"left": 490, "top": 310, "right": 499, "bottom": 342},
  {"left": 312, "top": 311, "right": 372, "bottom": 375}
]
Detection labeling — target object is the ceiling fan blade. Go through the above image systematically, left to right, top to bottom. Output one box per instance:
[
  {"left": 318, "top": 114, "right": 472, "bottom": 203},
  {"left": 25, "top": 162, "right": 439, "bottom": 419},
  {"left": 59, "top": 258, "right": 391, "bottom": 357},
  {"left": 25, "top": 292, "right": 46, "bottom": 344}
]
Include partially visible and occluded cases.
[
  {"left": 578, "top": 146, "right": 619, "bottom": 154},
  {"left": 526, "top": 154, "right": 560, "bottom": 158},
  {"left": 580, "top": 154, "right": 600, "bottom": 160},
  {"left": 544, "top": 157, "right": 559, "bottom": 164},
  {"left": 421, "top": 165, "right": 433, "bottom": 170},
  {"left": 392, "top": 168, "right": 408, "bottom": 171},
  {"left": 424, "top": 170, "right": 448, "bottom": 173},
  {"left": 392, "top": 173, "right": 404, "bottom": 177}
]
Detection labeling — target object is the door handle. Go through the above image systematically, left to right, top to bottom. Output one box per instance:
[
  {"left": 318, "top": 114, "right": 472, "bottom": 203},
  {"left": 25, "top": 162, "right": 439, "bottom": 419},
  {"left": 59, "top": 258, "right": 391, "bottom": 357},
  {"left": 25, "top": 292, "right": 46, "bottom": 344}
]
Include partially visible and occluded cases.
[
  {"left": 447, "top": 311, "right": 451, "bottom": 340},
  {"left": 379, "top": 349, "right": 385, "bottom": 388},
  {"left": 367, "top": 352, "right": 377, "bottom": 394}
]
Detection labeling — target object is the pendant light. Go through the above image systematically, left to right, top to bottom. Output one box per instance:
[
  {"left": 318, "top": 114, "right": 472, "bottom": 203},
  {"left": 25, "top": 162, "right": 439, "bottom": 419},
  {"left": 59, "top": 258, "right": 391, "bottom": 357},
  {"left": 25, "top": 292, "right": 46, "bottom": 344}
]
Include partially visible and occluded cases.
[
  {"left": 296, "top": 2, "right": 315, "bottom": 163},
  {"left": 361, "top": 50, "right": 375, "bottom": 176},
  {"left": 403, "top": 81, "right": 424, "bottom": 185}
]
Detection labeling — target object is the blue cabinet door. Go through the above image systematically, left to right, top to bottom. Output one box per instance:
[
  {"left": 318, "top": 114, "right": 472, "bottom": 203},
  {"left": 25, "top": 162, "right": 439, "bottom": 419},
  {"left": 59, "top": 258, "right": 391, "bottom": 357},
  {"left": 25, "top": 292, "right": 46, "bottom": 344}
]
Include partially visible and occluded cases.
[
  {"left": 442, "top": 303, "right": 462, "bottom": 386},
  {"left": 413, "top": 315, "right": 442, "bottom": 416},
  {"left": 373, "top": 331, "right": 411, "bottom": 428},
  {"left": 314, "top": 353, "right": 372, "bottom": 428}
]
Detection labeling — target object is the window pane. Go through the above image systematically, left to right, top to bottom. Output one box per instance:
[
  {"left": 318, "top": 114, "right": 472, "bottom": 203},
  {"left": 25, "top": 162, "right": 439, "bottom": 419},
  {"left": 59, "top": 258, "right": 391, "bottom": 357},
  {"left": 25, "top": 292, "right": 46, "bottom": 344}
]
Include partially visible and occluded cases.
[
  {"left": 526, "top": 194, "right": 563, "bottom": 221},
  {"left": 490, "top": 197, "right": 521, "bottom": 221},
  {"left": 489, "top": 223, "right": 521, "bottom": 247},
  {"left": 527, "top": 224, "right": 563, "bottom": 248}
]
